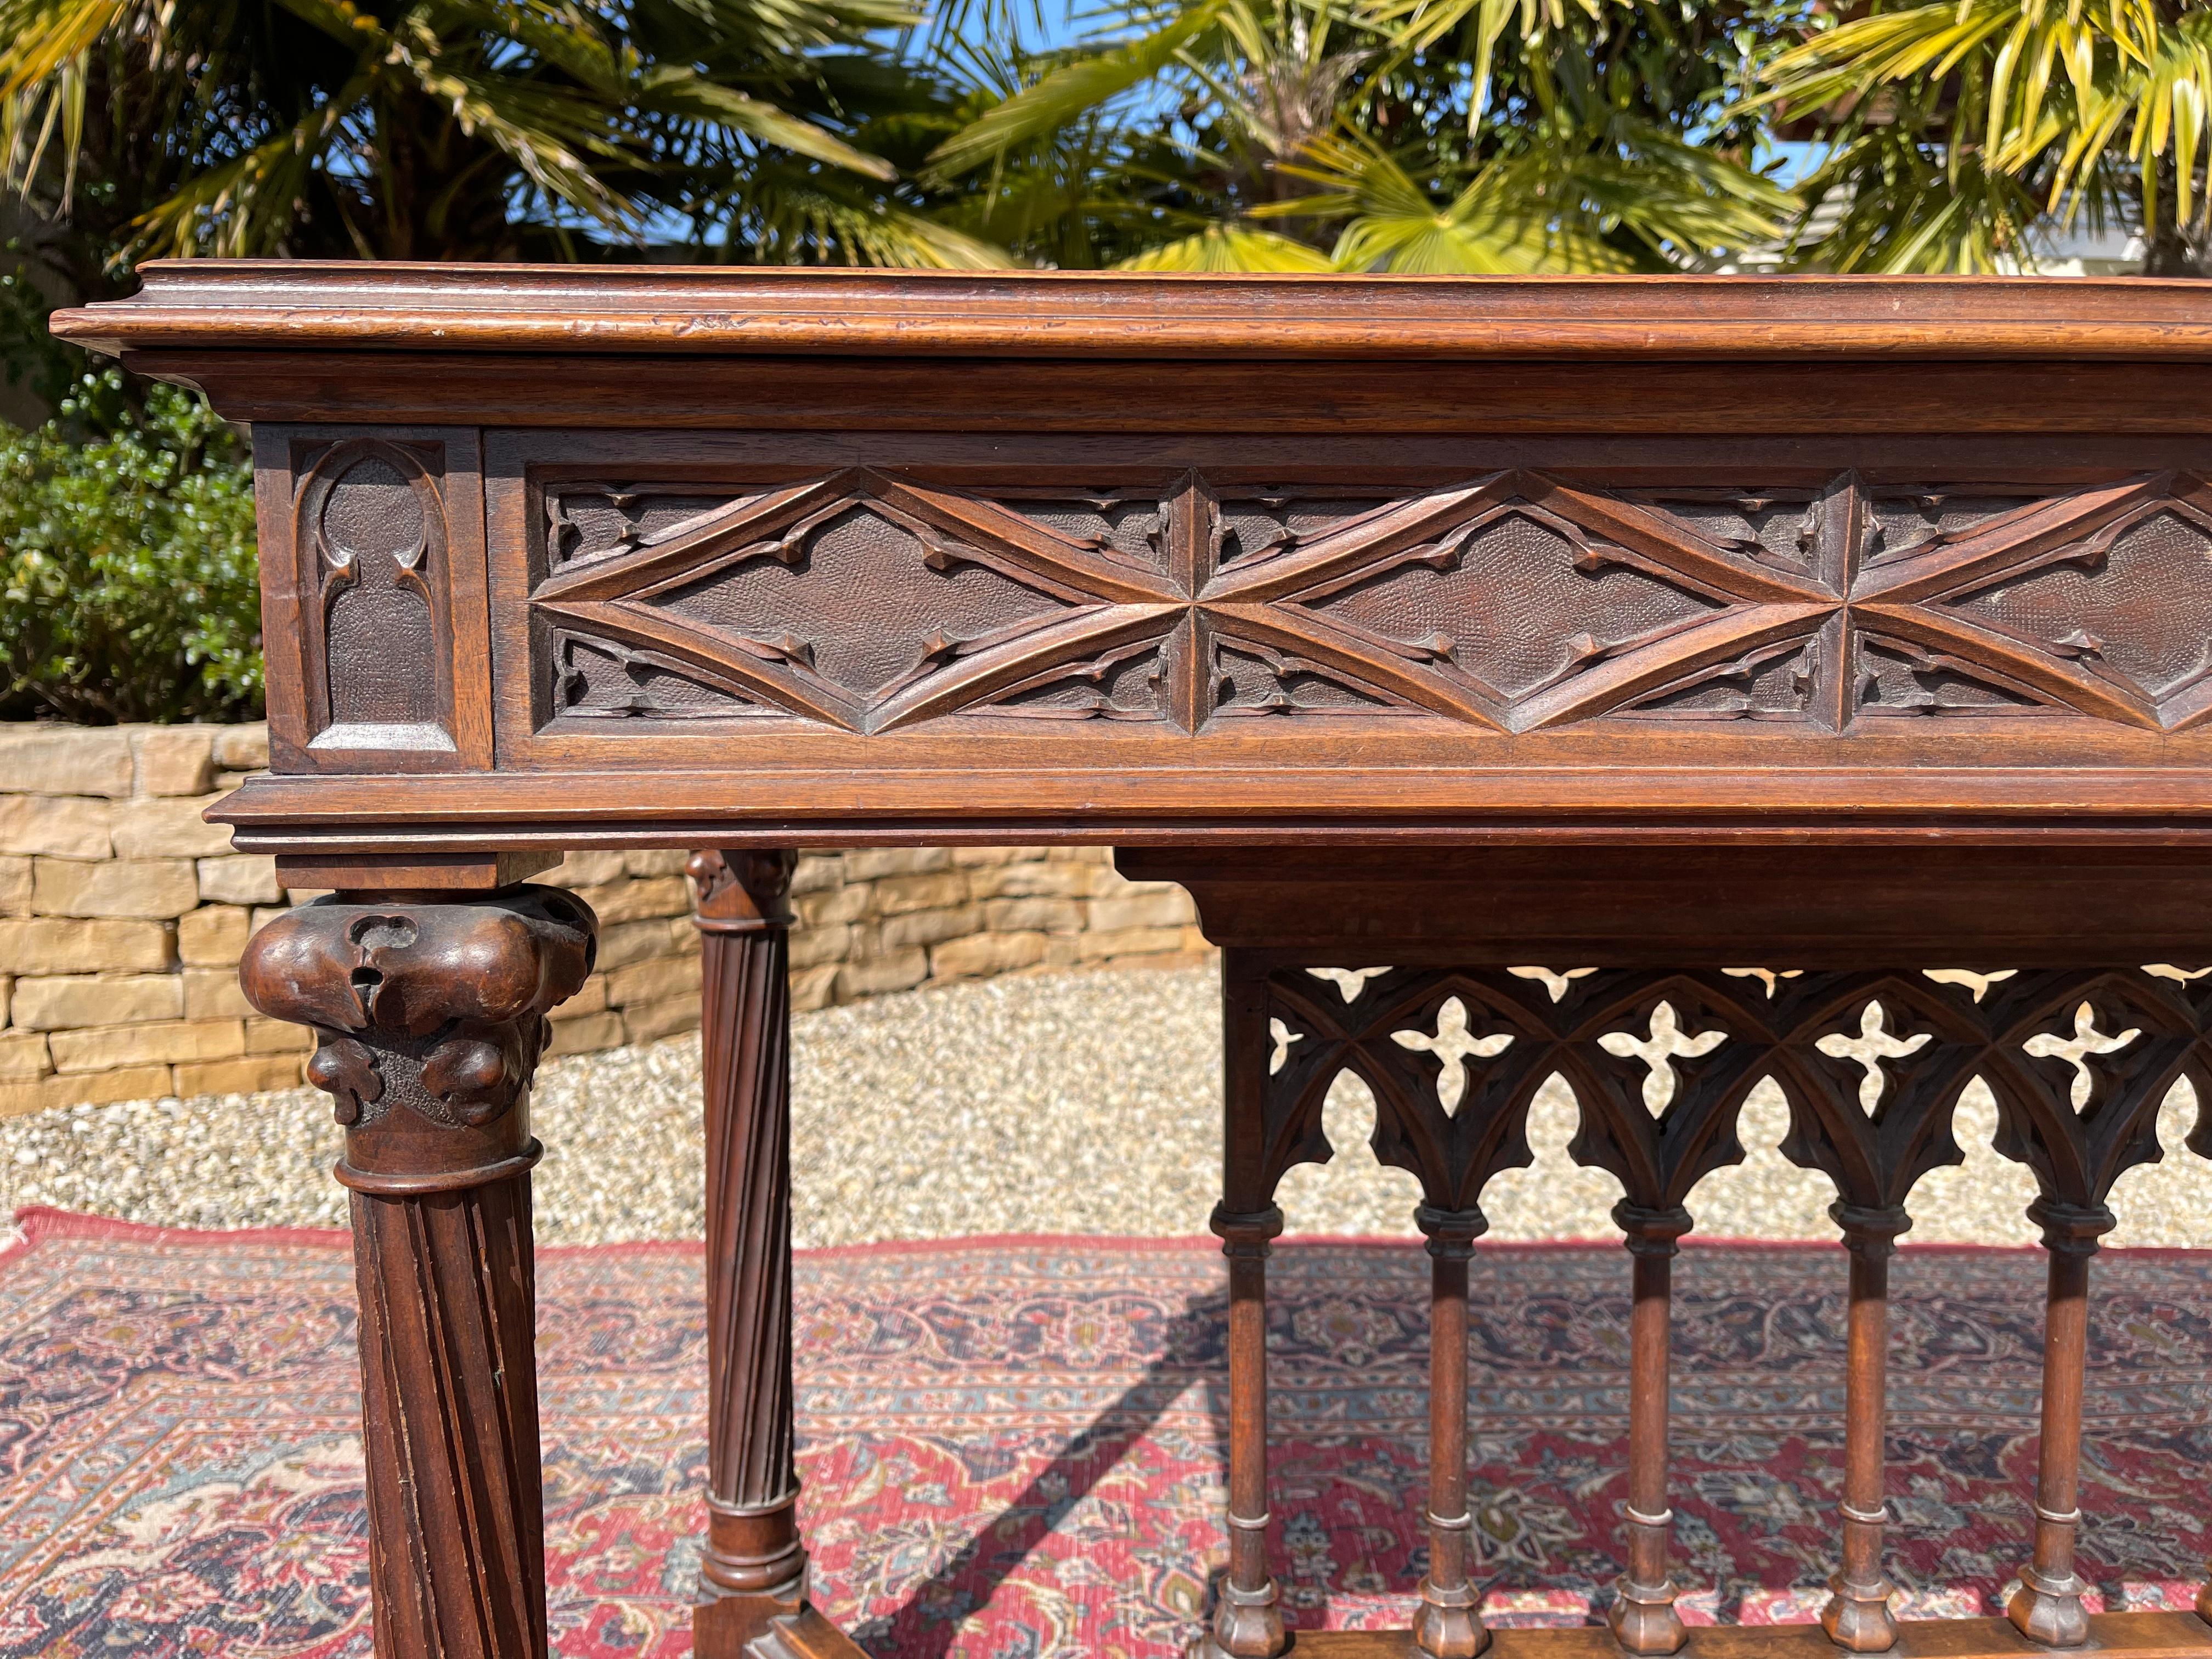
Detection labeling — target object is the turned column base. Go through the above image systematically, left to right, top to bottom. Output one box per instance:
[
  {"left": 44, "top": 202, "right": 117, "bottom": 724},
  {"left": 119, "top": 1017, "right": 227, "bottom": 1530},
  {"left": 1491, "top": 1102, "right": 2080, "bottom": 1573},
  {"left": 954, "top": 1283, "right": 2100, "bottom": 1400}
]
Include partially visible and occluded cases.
[
  {"left": 700, "top": 1491, "right": 809, "bottom": 1600},
  {"left": 2008, "top": 1564, "right": 2090, "bottom": 1649},
  {"left": 1821, "top": 1572, "right": 1900, "bottom": 1653},
  {"left": 1413, "top": 1573, "right": 1489, "bottom": 1659},
  {"left": 1610, "top": 1573, "right": 1689, "bottom": 1656},
  {"left": 695, "top": 1575, "right": 804, "bottom": 1657},
  {"left": 1194, "top": 1575, "right": 1290, "bottom": 1659},
  {"left": 698, "top": 1594, "right": 866, "bottom": 1659}
]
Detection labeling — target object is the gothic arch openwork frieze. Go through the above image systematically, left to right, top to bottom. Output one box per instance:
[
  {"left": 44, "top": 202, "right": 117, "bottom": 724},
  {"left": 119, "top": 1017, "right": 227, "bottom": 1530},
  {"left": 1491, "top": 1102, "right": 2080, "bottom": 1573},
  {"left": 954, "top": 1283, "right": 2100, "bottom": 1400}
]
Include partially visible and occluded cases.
[
  {"left": 526, "top": 467, "right": 2212, "bottom": 737},
  {"left": 1242, "top": 962, "right": 2212, "bottom": 1227}
]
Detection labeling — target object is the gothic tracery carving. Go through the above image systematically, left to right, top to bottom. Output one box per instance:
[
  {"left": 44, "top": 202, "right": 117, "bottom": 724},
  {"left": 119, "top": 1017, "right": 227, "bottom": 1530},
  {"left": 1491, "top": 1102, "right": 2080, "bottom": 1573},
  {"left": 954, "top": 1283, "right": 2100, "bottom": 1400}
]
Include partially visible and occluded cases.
[
  {"left": 298, "top": 437, "right": 458, "bottom": 752},
  {"left": 531, "top": 468, "right": 2212, "bottom": 735},
  {"left": 1248, "top": 963, "right": 2212, "bottom": 1221}
]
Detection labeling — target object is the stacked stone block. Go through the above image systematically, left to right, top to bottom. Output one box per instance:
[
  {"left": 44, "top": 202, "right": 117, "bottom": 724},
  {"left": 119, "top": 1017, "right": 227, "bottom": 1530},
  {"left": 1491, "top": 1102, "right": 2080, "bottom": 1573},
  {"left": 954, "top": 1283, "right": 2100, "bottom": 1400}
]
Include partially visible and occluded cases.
[
  {"left": 0, "top": 723, "right": 304, "bottom": 1118},
  {"left": 1, "top": 723, "right": 1210, "bottom": 1117},
  {"left": 779, "top": 845, "right": 1206, "bottom": 1013}
]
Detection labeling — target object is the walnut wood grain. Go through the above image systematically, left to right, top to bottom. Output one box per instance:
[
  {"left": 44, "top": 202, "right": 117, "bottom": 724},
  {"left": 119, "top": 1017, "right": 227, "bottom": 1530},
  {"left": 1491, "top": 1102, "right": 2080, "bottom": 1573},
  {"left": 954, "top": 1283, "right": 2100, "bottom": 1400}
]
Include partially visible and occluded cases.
[
  {"left": 51, "top": 263, "right": 2212, "bottom": 359},
  {"left": 105, "top": 351, "right": 2212, "bottom": 434},
  {"left": 1121, "top": 848, "right": 2212, "bottom": 964},
  {"left": 687, "top": 849, "right": 816, "bottom": 1658},
  {"left": 238, "top": 887, "right": 597, "bottom": 1659}
]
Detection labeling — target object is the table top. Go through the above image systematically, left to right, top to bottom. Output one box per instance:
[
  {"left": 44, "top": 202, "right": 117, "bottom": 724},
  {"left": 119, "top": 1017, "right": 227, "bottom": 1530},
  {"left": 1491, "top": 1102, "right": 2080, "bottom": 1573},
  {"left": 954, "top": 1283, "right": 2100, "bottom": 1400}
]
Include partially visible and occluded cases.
[{"left": 52, "top": 264, "right": 2212, "bottom": 863}]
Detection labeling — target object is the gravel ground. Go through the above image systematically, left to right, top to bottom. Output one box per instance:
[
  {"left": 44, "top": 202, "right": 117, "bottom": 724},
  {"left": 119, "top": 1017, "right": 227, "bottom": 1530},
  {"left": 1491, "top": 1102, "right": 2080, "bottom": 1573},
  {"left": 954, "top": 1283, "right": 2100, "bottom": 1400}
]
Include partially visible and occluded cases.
[{"left": 4, "top": 961, "right": 2210, "bottom": 1250}]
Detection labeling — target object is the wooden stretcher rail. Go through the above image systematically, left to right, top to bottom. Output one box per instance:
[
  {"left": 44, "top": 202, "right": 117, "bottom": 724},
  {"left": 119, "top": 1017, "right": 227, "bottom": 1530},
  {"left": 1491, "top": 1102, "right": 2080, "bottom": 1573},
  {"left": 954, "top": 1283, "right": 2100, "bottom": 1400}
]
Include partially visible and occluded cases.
[{"left": 1294, "top": 1616, "right": 2212, "bottom": 1659}]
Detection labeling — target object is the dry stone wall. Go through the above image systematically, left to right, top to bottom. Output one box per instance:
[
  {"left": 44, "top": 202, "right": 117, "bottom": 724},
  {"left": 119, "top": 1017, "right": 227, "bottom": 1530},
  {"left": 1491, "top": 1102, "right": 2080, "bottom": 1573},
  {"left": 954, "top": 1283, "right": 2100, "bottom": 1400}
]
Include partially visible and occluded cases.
[{"left": 0, "top": 722, "right": 1209, "bottom": 1118}]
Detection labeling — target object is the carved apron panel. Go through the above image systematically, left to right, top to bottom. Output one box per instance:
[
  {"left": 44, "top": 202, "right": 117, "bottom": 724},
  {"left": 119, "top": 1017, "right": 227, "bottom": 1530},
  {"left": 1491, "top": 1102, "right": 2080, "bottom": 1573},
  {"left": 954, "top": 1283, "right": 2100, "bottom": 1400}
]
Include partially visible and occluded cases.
[{"left": 523, "top": 465, "right": 2212, "bottom": 738}]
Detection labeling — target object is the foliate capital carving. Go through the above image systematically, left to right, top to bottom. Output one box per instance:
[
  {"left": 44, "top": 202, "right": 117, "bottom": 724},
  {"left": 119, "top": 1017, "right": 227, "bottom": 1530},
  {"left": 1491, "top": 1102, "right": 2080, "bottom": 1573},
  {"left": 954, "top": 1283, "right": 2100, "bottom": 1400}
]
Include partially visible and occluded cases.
[
  {"left": 689, "top": 849, "right": 798, "bottom": 932},
  {"left": 240, "top": 887, "right": 597, "bottom": 1189}
]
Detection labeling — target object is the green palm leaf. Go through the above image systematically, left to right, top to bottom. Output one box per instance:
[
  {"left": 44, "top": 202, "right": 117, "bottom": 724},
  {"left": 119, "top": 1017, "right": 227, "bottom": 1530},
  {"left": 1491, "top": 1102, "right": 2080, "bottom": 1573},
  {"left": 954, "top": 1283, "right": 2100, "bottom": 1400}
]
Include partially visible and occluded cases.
[
  {"left": 922, "top": 0, "right": 1234, "bottom": 182},
  {"left": 1751, "top": 0, "right": 2212, "bottom": 261},
  {"left": 1118, "top": 222, "right": 1335, "bottom": 267}
]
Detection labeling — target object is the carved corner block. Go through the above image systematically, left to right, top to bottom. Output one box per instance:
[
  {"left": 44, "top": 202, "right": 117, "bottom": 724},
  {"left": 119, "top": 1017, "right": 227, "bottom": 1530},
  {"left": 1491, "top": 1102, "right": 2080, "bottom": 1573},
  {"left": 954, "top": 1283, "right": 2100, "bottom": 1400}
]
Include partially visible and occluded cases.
[{"left": 261, "top": 426, "right": 493, "bottom": 774}]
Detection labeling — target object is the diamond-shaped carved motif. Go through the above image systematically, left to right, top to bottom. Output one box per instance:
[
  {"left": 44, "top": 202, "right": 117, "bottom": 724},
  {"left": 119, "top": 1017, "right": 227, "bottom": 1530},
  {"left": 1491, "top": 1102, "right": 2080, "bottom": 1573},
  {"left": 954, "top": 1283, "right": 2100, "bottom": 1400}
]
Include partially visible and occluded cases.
[
  {"left": 531, "top": 466, "right": 2212, "bottom": 735},
  {"left": 533, "top": 469, "right": 1183, "bottom": 733},
  {"left": 1197, "top": 471, "right": 1831, "bottom": 731},
  {"left": 1943, "top": 504, "right": 2212, "bottom": 716},
  {"left": 1316, "top": 507, "right": 1722, "bottom": 700}
]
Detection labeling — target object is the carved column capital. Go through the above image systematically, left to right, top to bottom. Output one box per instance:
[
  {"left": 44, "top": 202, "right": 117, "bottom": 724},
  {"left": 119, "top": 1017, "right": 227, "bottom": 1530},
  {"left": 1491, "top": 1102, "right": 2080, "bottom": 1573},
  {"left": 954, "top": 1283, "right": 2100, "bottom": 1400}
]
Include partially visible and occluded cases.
[
  {"left": 688, "top": 849, "right": 798, "bottom": 933},
  {"left": 240, "top": 887, "right": 596, "bottom": 1192},
  {"left": 2028, "top": 1195, "right": 2117, "bottom": 1259},
  {"left": 1830, "top": 1200, "right": 1913, "bottom": 1260},
  {"left": 1615, "top": 1201, "right": 1696, "bottom": 1260},
  {"left": 1209, "top": 1203, "right": 1285, "bottom": 1257},
  {"left": 1414, "top": 1203, "right": 1489, "bottom": 1260}
]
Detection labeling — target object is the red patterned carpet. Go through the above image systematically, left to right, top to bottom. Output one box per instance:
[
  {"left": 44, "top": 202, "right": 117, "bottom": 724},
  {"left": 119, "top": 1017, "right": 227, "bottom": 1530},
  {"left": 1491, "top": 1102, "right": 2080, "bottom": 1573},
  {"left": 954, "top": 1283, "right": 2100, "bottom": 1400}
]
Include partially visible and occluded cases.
[{"left": 2, "top": 1208, "right": 2210, "bottom": 1658}]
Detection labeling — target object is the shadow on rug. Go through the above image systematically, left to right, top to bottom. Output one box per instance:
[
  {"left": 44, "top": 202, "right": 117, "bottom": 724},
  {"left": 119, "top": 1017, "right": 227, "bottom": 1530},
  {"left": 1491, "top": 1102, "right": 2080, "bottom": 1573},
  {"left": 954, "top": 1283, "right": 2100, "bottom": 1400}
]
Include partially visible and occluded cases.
[{"left": 1, "top": 1209, "right": 2209, "bottom": 1658}]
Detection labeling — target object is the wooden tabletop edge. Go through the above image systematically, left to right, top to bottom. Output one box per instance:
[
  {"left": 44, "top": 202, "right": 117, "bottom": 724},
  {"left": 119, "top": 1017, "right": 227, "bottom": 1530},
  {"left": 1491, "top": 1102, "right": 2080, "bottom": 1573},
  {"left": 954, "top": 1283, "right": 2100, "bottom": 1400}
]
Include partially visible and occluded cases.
[{"left": 48, "top": 264, "right": 2212, "bottom": 361}]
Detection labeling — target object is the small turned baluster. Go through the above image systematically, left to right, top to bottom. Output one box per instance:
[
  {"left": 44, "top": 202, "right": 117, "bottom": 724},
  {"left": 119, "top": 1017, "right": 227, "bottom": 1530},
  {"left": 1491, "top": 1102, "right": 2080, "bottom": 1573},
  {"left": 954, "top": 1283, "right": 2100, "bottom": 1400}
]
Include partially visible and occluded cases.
[
  {"left": 240, "top": 887, "right": 597, "bottom": 1659},
  {"left": 1206, "top": 952, "right": 1296, "bottom": 1659},
  {"left": 1976, "top": 972, "right": 2198, "bottom": 1643},
  {"left": 2007, "top": 1197, "right": 2113, "bottom": 1646},
  {"left": 1612, "top": 1201, "right": 1695, "bottom": 1656},
  {"left": 1824, "top": 1201, "right": 1911, "bottom": 1654},
  {"left": 1209, "top": 1202, "right": 1289, "bottom": 1659},
  {"left": 1414, "top": 1204, "right": 1490, "bottom": 1659}
]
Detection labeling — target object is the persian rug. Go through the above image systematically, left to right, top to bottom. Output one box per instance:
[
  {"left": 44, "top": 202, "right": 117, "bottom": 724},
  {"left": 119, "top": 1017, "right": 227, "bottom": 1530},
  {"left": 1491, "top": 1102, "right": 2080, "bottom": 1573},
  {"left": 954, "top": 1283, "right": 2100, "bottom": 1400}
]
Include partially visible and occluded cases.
[{"left": 2, "top": 1210, "right": 2209, "bottom": 1659}]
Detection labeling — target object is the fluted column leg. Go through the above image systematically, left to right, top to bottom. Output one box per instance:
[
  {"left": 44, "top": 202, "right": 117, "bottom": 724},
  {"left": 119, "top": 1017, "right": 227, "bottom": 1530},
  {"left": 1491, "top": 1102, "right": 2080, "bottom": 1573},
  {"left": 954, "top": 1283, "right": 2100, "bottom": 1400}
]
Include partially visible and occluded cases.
[
  {"left": 686, "top": 850, "right": 822, "bottom": 1659},
  {"left": 241, "top": 886, "right": 598, "bottom": 1659}
]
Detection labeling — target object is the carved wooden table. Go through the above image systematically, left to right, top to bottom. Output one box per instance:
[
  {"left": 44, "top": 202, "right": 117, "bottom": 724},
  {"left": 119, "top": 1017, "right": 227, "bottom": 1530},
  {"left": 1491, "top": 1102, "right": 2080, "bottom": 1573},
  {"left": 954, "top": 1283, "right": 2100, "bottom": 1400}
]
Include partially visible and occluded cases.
[{"left": 55, "top": 267, "right": 2212, "bottom": 1659}]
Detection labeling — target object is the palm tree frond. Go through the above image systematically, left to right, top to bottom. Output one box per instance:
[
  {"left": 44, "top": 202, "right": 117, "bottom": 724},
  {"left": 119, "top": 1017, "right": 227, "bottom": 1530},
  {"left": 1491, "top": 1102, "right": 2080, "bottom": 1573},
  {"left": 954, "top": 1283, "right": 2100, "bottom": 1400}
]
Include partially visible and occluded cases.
[
  {"left": 921, "top": 0, "right": 1232, "bottom": 183},
  {"left": 1118, "top": 222, "right": 1334, "bottom": 267}
]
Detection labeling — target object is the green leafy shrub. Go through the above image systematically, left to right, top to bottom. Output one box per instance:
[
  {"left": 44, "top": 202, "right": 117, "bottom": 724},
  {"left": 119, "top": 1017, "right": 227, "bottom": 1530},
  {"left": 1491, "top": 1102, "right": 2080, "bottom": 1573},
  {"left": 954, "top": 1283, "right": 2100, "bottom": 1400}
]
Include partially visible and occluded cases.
[{"left": 0, "top": 369, "right": 262, "bottom": 724}]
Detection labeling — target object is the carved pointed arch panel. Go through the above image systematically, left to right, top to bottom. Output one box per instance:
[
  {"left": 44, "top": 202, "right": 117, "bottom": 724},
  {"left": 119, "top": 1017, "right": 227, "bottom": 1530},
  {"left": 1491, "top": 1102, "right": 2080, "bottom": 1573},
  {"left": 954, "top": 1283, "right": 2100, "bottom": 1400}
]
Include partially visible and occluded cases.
[{"left": 268, "top": 426, "right": 493, "bottom": 774}]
